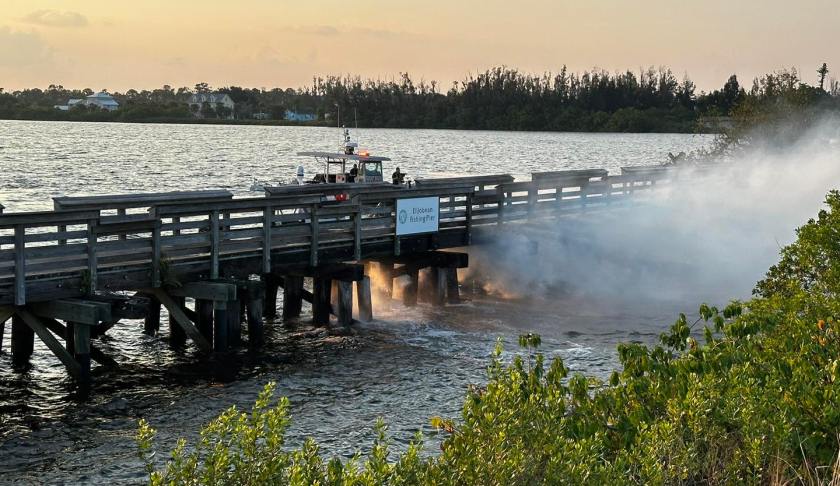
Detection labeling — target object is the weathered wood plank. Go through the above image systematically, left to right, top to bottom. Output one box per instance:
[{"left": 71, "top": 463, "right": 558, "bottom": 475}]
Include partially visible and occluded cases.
[
  {"left": 210, "top": 210, "right": 220, "bottom": 279},
  {"left": 14, "top": 225, "right": 25, "bottom": 305},
  {"left": 167, "top": 282, "right": 237, "bottom": 302},
  {"left": 149, "top": 289, "right": 211, "bottom": 352},
  {"left": 31, "top": 299, "right": 111, "bottom": 325},
  {"left": 17, "top": 309, "right": 83, "bottom": 379}
]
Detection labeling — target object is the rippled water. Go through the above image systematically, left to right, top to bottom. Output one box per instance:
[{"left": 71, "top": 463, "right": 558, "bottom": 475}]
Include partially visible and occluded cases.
[{"left": 0, "top": 121, "right": 712, "bottom": 484}]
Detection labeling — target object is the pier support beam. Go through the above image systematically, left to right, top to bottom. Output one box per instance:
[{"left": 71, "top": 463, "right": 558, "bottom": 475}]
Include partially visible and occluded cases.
[
  {"left": 403, "top": 266, "right": 419, "bottom": 307},
  {"left": 432, "top": 267, "right": 447, "bottom": 306},
  {"left": 446, "top": 268, "right": 461, "bottom": 304},
  {"left": 262, "top": 274, "right": 280, "bottom": 319},
  {"left": 282, "top": 275, "right": 304, "bottom": 320},
  {"left": 356, "top": 277, "right": 373, "bottom": 322},
  {"left": 312, "top": 278, "right": 332, "bottom": 326},
  {"left": 336, "top": 280, "right": 353, "bottom": 327},
  {"left": 147, "top": 289, "right": 211, "bottom": 353},
  {"left": 246, "top": 295, "right": 264, "bottom": 346},
  {"left": 144, "top": 296, "right": 161, "bottom": 336},
  {"left": 169, "top": 296, "right": 187, "bottom": 348},
  {"left": 228, "top": 298, "right": 242, "bottom": 347},
  {"left": 196, "top": 299, "right": 214, "bottom": 346},
  {"left": 213, "top": 301, "right": 229, "bottom": 352},
  {"left": 0, "top": 307, "right": 13, "bottom": 352},
  {"left": 16, "top": 310, "right": 84, "bottom": 381},
  {"left": 11, "top": 314, "right": 34, "bottom": 366},
  {"left": 72, "top": 322, "right": 92, "bottom": 384}
]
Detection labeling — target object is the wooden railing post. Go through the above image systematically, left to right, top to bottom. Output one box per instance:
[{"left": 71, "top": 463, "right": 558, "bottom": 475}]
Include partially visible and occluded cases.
[
  {"left": 527, "top": 183, "right": 537, "bottom": 219},
  {"left": 496, "top": 186, "right": 506, "bottom": 226},
  {"left": 465, "top": 193, "right": 473, "bottom": 245},
  {"left": 393, "top": 201, "right": 401, "bottom": 257},
  {"left": 262, "top": 205, "right": 272, "bottom": 273},
  {"left": 310, "top": 205, "right": 319, "bottom": 267},
  {"left": 117, "top": 208, "right": 127, "bottom": 241},
  {"left": 353, "top": 208, "right": 362, "bottom": 261},
  {"left": 210, "top": 210, "right": 220, "bottom": 279},
  {"left": 86, "top": 219, "right": 97, "bottom": 296},
  {"left": 152, "top": 220, "right": 161, "bottom": 287},
  {"left": 14, "top": 224, "right": 25, "bottom": 306}
]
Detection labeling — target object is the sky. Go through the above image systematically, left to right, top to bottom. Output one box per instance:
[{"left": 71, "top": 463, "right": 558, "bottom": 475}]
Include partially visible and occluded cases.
[{"left": 1, "top": 0, "right": 838, "bottom": 93}]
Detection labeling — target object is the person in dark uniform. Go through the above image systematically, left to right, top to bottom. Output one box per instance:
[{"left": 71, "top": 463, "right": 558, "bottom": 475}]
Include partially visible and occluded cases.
[
  {"left": 348, "top": 163, "right": 358, "bottom": 182},
  {"left": 392, "top": 167, "right": 404, "bottom": 185}
]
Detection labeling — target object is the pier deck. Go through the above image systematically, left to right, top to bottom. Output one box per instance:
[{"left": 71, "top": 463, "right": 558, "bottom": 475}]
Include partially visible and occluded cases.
[{"left": 0, "top": 167, "right": 674, "bottom": 385}]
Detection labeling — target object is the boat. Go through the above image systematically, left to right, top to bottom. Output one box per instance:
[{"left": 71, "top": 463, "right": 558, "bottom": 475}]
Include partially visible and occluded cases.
[{"left": 296, "top": 127, "right": 395, "bottom": 185}]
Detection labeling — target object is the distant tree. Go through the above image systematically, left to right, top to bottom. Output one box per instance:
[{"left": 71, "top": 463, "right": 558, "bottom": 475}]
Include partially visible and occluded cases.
[
  {"left": 817, "top": 63, "right": 829, "bottom": 91},
  {"left": 194, "top": 82, "right": 211, "bottom": 94}
]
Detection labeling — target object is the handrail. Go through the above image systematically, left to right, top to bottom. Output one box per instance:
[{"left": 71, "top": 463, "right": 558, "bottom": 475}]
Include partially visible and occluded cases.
[{"left": 0, "top": 169, "right": 673, "bottom": 305}]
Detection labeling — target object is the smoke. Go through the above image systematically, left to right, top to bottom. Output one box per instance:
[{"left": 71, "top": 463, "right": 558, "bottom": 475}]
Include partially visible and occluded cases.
[{"left": 467, "top": 116, "right": 840, "bottom": 306}]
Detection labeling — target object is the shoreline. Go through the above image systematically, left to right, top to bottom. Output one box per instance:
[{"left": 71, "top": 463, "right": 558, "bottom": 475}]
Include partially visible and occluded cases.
[{"left": 0, "top": 116, "right": 717, "bottom": 135}]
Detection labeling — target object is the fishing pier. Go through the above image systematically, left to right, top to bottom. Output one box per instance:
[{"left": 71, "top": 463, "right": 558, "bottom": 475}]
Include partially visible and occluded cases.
[{"left": 0, "top": 166, "right": 671, "bottom": 386}]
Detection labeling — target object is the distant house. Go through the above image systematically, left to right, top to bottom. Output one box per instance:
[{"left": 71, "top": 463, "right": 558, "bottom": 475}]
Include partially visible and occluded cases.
[
  {"left": 54, "top": 91, "right": 119, "bottom": 111},
  {"left": 188, "top": 93, "right": 235, "bottom": 119},
  {"left": 284, "top": 110, "right": 317, "bottom": 122},
  {"left": 253, "top": 112, "right": 271, "bottom": 120}
]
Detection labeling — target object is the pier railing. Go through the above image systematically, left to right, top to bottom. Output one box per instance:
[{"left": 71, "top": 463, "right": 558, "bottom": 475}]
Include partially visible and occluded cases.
[{"left": 0, "top": 167, "right": 674, "bottom": 305}]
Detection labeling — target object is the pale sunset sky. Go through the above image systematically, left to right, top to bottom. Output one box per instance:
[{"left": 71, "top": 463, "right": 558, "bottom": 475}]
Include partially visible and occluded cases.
[{"left": 1, "top": 0, "right": 838, "bottom": 93}]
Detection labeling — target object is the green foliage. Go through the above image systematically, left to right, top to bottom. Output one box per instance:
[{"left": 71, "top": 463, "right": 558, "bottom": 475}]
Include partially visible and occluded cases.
[
  {"left": 10, "top": 65, "right": 838, "bottom": 132},
  {"left": 139, "top": 191, "right": 840, "bottom": 484}
]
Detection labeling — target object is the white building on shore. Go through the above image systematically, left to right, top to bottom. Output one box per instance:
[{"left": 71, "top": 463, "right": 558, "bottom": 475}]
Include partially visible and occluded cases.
[
  {"left": 54, "top": 91, "right": 120, "bottom": 111},
  {"left": 188, "top": 93, "right": 236, "bottom": 119}
]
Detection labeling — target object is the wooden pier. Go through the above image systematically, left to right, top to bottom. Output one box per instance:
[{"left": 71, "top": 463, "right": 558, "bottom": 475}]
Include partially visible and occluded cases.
[{"left": 0, "top": 166, "right": 672, "bottom": 386}]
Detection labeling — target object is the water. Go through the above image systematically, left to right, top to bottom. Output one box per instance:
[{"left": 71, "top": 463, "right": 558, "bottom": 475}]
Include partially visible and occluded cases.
[{"left": 0, "top": 120, "right": 712, "bottom": 484}]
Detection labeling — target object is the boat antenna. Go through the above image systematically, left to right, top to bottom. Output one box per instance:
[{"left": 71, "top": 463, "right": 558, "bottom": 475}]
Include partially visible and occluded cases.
[{"left": 354, "top": 107, "right": 359, "bottom": 147}]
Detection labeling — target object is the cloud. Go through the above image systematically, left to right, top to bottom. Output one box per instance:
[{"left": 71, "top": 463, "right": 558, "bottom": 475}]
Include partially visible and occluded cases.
[
  {"left": 22, "top": 10, "right": 88, "bottom": 28},
  {"left": 289, "top": 24, "right": 418, "bottom": 40},
  {"left": 0, "top": 27, "right": 53, "bottom": 66}
]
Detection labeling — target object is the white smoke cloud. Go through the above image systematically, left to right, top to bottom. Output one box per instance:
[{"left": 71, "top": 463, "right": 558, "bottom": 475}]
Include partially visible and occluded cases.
[{"left": 468, "top": 116, "right": 840, "bottom": 306}]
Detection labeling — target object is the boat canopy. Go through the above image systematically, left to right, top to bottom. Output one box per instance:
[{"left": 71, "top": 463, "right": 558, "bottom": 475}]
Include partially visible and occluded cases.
[{"left": 297, "top": 151, "right": 391, "bottom": 162}]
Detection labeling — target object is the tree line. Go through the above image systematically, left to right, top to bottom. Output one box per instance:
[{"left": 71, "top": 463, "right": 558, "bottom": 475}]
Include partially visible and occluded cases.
[{"left": 1, "top": 65, "right": 838, "bottom": 132}]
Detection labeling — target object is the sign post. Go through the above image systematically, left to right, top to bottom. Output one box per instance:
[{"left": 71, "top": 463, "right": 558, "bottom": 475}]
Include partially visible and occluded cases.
[{"left": 396, "top": 197, "right": 439, "bottom": 236}]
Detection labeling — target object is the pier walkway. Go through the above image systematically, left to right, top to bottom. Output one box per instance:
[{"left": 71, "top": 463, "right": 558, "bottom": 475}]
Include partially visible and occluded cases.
[{"left": 0, "top": 166, "right": 672, "bottom": 384}]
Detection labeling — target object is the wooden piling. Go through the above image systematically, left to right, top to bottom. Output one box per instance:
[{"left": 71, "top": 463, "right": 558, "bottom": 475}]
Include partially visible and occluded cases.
[
  {"left": 403, "top": 266, "right": 419, "bottom": 307},
  {"left": 431, "top": 267, "right": 447, "bottom": 307},
  {"left": 446, "top": 268, "right": 461, "bottom": 304},
  {"left": 262, "top": 274, "right": 280, "bottom": 318},
  {"left": 282, "top": 275, "right": 304, "bottom": 320},
  {"left": 356, "top": 276, "right": 373, "bottom": 322},
  {"left": 312, "top": 278, "right": 332, "bottom": 325},
  {"left": 330, "top": 280, "right": 339, "bottom": 314},
  {"left": 337, "top": 280, "right": 353, "bottom": 327},
  {"left": 246, "top": 293, "right": 264, "bottom": 346},
  {"left": 144, "top": 295, "right": 161, "bottom": 336},
  {"left": 169, "top": 296, "right": 187, "bottom": 348},
  {"left": 196, "top": 299, "right": 214, "bottom": 346},
  {"left": 228, "top": 299, "right": 242, "bottom": 347},
  {"left": 213, "top": 301, "right": 229, "bottom": 352},
  {"left": 11, "top": 314, "right": 34, "bottom": 366},
  {"left": 65, "top": 321, "right": 76, "bottom": 355},
  {"left": 72, "top": 322, "right": 91, "bottom": 383}
]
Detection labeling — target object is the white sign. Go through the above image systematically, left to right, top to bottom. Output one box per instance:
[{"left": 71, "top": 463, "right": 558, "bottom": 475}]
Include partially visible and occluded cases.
[{"left": 396, "top": 197, "right": 439, "bottom": 236}]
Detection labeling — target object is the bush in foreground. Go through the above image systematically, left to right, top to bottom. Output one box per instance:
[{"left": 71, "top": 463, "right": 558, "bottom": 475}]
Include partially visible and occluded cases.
[{"left": 137, "top": 192, "right": 840, "bottom": 485}]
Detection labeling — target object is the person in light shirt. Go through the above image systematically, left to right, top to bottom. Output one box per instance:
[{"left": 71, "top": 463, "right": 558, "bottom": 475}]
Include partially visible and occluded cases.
[{"left": 296, "top": 164, "right": 305, "bottom": 185}]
